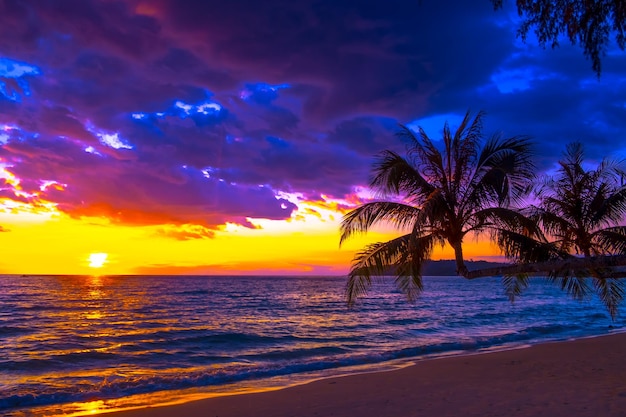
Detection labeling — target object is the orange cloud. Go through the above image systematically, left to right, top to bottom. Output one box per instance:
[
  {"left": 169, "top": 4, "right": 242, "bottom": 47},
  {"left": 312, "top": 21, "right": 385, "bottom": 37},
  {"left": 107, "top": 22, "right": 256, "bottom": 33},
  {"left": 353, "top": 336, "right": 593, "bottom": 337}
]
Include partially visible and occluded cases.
[{"left": 155, "top": 224, "right": 216, "bottom": 240}]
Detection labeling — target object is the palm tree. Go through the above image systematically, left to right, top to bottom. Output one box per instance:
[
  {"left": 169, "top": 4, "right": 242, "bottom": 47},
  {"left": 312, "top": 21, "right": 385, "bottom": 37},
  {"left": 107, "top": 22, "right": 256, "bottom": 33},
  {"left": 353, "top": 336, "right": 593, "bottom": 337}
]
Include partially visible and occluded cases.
[
  {"left": 339, "top": 110, "right": 535, "bottom": 305},
  {"left": 496, "top": 142, "right": 626, "bottom": 318}
]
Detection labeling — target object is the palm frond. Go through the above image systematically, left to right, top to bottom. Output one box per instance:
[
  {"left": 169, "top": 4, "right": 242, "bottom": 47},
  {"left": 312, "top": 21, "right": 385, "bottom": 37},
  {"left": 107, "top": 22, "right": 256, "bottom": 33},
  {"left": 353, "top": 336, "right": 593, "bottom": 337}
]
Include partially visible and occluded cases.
[
  {"left": 453, "top": 110, "right": 484, "bottom": 158},
  {"left": 451, "top": 111, "right": 483, "bottom": 194},
  {"left": 395, "top": 123, "right": 442, "bottom": 178},
  {"left": 413, "top": 126, "right": 447, "bottom": 189},
  {"left": 464, "top": 135, "right": 534, "bottom": 208},
  {"left": 563, "top": 142, "right": 585, "bottom": 175},
  {"left": 369, "top": 149, "right": 434, "bottom": 197},
  {"left": 588, "top": 181, "right": 610, "bottom": 220},
  {"left": 592, "top": 186, "right": 626, "bottom": 226},
  {"left": 415, "top": 188, "right": 448, "bottom": 227},
  {"left": 541, "top": 195, "right": 578, "bottom": 227},
  {"left": 339, "top": 202, "right": 421, "bottom": 245},
  {"left": 471, "top": 207, "right": 544, "bottom": 239},
  {"left": 535, "top": 207, "right": 574, "bottom": 240},
  {"left": 592, "top": 227, "right": 626, "bottom": 255},
  {"left": 494, "top": 228, "right": 565, "bottom": 263},
  {"left": 393, "top": 232, "right": 440, "bottom": 301},
  {"left": 346, "top": 233, "right": 435, "bottom": 305},
  {"left": 346, "top": 238, "right": 407, "bottom": 305},
  {"left": 394, "top": 256, "right": 425, "bottom": 303},
  {"left": 547, "top": 269, "right": 592, "bottom": 301},
  {"left": 392, "top": 273, "right": 424, "bottom": 303},
  {"left": 502, "top": 274, "right": 529, "bottom": 302},
  {"left": 592, "top": 277, "right": 624, "bottom": 320}
]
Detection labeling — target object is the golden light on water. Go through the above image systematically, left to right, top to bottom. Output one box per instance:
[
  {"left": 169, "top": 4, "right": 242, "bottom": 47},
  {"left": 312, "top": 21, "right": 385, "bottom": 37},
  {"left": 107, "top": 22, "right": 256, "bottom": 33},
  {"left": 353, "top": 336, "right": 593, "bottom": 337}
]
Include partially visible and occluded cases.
[{"left": 88, "top": 253, "right": 108, "bottom": 268}]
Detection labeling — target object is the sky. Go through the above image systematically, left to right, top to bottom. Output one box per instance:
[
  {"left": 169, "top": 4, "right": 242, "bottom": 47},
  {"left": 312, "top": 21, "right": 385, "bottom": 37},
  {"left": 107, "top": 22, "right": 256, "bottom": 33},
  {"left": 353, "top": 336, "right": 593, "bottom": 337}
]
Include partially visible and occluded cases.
[{"left": 0, "top": 0, "right": 625, "bottom": 275}]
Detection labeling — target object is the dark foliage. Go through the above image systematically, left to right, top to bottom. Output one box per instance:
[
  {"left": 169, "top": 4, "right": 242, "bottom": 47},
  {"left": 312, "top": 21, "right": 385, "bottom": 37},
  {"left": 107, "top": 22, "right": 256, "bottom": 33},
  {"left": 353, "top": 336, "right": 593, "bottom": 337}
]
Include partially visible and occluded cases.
[{"left": 493, "top": 0, "right": 626, "bottom": 75}]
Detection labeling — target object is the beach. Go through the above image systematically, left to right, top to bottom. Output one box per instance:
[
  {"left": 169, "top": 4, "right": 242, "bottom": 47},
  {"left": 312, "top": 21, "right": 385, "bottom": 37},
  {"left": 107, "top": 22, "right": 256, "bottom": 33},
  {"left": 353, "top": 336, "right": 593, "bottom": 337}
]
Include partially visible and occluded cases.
[
  {"left": 4, "top": 276, "right": 624, "bottom": 416},
  {"left": 106, "top": 332, "right": 626, "bottom": 417}
]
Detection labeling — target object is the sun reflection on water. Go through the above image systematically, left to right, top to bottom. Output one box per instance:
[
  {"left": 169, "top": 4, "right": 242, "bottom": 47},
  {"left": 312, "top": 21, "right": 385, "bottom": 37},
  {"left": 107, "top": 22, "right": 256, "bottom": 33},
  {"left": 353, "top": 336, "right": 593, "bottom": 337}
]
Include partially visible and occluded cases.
[
  {"left": 84, "top": 275, "right": 104, "bottom": 319},
  {"left": 79, "top": 400, "right": 105, "bottom": 415}
]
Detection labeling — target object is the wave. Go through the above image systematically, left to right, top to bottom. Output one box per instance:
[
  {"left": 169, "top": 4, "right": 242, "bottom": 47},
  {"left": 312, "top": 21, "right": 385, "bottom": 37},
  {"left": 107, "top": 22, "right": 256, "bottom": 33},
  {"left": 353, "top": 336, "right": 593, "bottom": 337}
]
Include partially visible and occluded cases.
[
  {"left": 2, "top": 275, "right": 621, "bottom": 415},
  {"left": 173, "top": 289, "right": 211, "bottom": 296},
  {"left": 385, "top": 317, "right": 428, "bottom": 326},
  {"left": 0, "top": 324, "right": 606, "bottom": 412},
  {"left": 0, "top": 325, "right": 33, "bottom": 338},
  {"left": 108, "top": 329, "right": 341, "bottom": 348},
  {"left": 3, "top": 350, "right": 119, "bottom": 372}
]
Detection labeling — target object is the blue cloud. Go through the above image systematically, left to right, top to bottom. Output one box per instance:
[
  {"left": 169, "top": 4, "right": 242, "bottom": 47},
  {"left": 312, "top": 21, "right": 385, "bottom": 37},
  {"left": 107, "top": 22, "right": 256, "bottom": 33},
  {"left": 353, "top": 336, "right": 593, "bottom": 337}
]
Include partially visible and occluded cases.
[
  {"left": 0, "top": 57, "right": 41, "bottom": 102},
  {"left": 241, "top": 82, "right": 289, "bottom": 105},
  {"left": 131, "top": 98, "right": 227, "bottom": 127},
  {"left": 266, "top": 136, "right": 290, "bottom": 149}
]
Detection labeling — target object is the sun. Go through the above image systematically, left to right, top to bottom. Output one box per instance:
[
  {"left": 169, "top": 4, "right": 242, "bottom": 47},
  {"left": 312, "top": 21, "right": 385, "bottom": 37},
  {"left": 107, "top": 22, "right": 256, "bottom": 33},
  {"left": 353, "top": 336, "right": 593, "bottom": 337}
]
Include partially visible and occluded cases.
[{"left": 88, "top": 253, "right": 108, "bottom": 268}]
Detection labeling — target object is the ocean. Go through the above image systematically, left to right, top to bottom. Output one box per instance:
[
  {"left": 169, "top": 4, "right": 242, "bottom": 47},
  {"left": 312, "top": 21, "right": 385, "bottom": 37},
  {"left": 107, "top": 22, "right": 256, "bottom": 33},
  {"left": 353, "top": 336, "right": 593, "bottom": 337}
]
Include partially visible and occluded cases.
[{"left": 1, "top": 275, "right": 623, "bottom": 416}]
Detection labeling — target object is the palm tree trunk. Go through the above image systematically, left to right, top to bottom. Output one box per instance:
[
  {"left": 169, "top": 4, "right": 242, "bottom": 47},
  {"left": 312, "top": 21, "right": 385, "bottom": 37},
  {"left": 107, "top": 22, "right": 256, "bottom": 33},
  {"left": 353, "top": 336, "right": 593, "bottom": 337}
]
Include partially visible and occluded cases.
[
  {"left": 451, "top": 240, "right": 468, "bottom": 276},
  {"left": 463, "top": 254, "right": 626, "bottom": 279}
]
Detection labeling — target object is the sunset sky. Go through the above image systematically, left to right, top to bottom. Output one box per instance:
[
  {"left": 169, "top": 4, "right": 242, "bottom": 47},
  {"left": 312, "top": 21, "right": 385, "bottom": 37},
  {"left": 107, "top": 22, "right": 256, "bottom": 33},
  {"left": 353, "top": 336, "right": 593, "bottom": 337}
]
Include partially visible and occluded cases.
[{"left": 0, "top": 0, "right": 625, "bottom": 275}]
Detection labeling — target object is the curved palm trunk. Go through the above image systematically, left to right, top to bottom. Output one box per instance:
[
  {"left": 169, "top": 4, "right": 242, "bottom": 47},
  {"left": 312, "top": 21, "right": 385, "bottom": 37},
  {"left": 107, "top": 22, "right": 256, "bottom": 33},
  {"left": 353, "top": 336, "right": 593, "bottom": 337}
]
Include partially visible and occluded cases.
[
  {"left": 451, "top": 240, "right": 469, "bottom": 276},
  {"left": 464, "top": 254, "right": 626, "bottom": 279}
]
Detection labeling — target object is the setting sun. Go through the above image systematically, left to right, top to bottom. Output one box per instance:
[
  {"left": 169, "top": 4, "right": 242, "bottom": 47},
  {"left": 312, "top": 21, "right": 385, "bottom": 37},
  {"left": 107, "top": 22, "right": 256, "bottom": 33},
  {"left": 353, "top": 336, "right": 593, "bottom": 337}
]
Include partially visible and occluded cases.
[{"left": 88, "top": 253, "right": 108, "bottom": 268}]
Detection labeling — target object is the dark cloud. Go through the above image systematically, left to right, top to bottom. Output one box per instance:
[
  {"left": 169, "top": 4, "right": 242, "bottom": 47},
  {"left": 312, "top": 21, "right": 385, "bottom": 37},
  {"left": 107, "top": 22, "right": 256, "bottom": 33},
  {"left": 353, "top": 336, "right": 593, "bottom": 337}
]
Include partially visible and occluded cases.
[
  {"left": 0, "top": 0, "right": 623, "bottom": 237},
  {"left": 424, "top": 36, "right": 626, "bottom": 168},
  {"left": 326, "top": 116, "right": 398, "bottom": 156}
]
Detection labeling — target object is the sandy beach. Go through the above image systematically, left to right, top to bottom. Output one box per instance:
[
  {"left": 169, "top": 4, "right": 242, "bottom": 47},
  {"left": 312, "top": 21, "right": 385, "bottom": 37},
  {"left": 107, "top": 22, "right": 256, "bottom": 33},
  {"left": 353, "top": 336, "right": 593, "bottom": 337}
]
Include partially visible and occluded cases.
[{"left": 104, "top": 332, "right": 626, "bottom": 417}]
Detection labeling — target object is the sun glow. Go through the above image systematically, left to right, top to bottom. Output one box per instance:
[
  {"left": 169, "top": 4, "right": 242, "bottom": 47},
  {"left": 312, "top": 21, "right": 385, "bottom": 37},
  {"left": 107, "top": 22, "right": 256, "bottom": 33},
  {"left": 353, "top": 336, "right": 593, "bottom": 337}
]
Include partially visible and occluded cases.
[{"left": 88, "top": 253, "right": 108, "bottom": 268}]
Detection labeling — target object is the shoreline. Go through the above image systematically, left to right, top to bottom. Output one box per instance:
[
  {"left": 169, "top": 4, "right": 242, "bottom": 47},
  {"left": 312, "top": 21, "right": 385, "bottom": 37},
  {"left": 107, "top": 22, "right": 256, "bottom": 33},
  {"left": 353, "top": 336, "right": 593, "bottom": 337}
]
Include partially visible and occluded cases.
[
  {"left": 8, "top": 275, "right": 622, "bottom": 417},
  {"left": 77, "top": 330, "right": 626, "bottom": 417}
]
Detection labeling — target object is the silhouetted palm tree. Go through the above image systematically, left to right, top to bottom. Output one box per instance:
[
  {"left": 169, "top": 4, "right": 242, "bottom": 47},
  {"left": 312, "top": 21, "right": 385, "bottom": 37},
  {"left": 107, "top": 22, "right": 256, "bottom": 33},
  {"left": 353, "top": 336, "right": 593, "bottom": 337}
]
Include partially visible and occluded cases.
[
  {"left": 340, "top": 110, "right": 535, "bottom": 304},
  {"left": 498, "top": 142, "right": 626, "bottom": 318}
]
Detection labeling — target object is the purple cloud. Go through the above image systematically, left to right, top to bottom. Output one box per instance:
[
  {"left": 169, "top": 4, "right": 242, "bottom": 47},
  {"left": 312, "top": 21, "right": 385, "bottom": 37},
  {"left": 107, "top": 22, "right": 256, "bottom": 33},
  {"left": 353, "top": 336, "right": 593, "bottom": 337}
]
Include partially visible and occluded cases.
[{"left": 0, "top": 0, "right": 623, "bottom": 239}]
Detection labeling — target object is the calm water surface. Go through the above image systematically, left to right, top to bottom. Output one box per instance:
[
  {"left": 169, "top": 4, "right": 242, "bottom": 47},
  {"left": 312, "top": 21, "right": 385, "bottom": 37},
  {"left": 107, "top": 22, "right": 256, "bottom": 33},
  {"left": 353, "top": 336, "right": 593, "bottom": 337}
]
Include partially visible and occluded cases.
[{"left": 1, "top": 275, "right": 623, "bottom": 416}]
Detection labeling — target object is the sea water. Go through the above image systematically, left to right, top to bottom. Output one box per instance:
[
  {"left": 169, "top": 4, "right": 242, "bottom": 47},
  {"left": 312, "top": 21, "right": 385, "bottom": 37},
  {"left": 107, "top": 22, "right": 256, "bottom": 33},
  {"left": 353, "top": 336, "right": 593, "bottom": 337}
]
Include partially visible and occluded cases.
[{"left": 1, "top": 275, "right": 623, "bottom": 416}]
